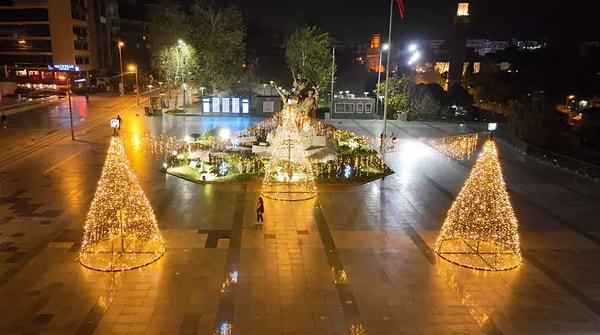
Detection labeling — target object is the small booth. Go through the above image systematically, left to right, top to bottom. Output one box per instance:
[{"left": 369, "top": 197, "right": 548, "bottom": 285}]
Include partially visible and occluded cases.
[
  {"left": 148, "top": 94, "right": 168, "bottom": 115},
  {"left": 201, "top": 96, "right": 250, "bottom": 116},
  {"left": 332, "top": 97, "right": 376, "bottom": 119}
]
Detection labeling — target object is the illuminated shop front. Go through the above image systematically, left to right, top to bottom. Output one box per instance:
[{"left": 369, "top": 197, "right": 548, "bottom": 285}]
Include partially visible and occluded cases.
[{"left": 8, "top": 63, "right": 87, "bottom": 90}]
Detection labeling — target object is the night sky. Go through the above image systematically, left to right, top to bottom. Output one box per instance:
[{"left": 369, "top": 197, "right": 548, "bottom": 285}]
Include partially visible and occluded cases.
[{"left": 229, "top": 0, "right": 600, "bottom": 44}]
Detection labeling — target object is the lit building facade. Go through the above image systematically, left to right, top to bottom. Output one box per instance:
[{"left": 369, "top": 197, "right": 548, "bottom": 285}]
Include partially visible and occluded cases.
[
  {"left": 0, "top": 0, "right": 114, "bottom": 88},
  {"left": 366, "top": 34, "right": 383, "bottom": 73},
  {"left": 467, "top": 38, "right": 547, "bottom": 56},
  {"left": 466, "top": 39, "right": 509, "bottom": 56}
]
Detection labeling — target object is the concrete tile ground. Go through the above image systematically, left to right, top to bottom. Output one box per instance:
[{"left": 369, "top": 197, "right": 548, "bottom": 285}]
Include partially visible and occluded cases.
[{"left": 1, "top": 109, "right": 600, "bottom": 334}]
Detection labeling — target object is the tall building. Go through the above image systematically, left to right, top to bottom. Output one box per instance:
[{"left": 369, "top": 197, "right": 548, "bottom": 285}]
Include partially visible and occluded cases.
[
  {"left": 0, "top": 0, "right": 114, "bottom": 89},
  {"left": 90, "top": 0, "right": 118, "bottom": 74},
  {"left": 117, "top": 0, "right": 151, "bottom": 74},
  {"left": 447, "top": 2, "right": 469, "bottom": 89},
  {"left": 366, "top": 34, "right": 383, "bottom": 73}
]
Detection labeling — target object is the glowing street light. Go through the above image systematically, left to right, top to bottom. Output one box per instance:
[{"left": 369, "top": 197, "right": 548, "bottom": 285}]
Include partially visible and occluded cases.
[
  {"left": 117, "top": 41, "right": 124, "bottom": 96},
  {"left": 375, "top": 43, "right": 389, "bottom": 116},
  {"left": 408, "top": 44, "right": 417, "bottom": 52},
  {"left": 408, "top": 51, "right": 420, "bottom": 65},
  {"left": 128, "top": 64, "right": 139, "bottom": 106},
  {"left": 566, "top": 94, "right": 575, "bottom": 111}
]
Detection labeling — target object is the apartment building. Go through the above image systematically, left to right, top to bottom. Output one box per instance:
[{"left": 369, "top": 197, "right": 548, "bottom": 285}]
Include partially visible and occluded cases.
[{"left": 0, "top": 0, "right": 114, "bottom": 89}]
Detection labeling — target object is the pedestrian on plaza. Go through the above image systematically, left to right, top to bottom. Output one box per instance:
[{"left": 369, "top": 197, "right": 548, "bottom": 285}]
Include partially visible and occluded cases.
[
  {"left": 1, "top": 112, "right": 7, "bottom": 128},
  {"left": 113, "top": 115, "right": 123, "bottom": 136},
  {"left": 379, "top": 132, "right": 386, "bottom": 151},
  {"left": 255, "top": 196, "right": 264, "bottom": 228}
]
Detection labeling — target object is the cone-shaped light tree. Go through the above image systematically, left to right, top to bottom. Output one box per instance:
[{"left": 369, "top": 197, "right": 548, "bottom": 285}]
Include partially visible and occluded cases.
[
  {"left": 261, "top": 105, "right": 318, "bottom": 201},
  {"left": 426, "top": 132, "right": 481, "bottom": 161},
  {"left": 80, "top": 137, "right": 166, "bottom": 272},
  {"left": 435, "top": 137, "right": 521, "bottom": 271}
]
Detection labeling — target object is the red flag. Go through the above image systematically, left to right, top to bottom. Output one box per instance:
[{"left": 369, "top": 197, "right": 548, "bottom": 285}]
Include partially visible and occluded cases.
[{"left": 396, "top": 0, "right": 405, "bottom": 19}]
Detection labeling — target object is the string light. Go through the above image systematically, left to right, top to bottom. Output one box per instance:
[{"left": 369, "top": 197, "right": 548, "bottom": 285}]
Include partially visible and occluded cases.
[
  {"left": 261, "top": 104, "right": 318, "bottom": 201},
  {"left": 425, "top": 132, "right": 483, "bottom": 160},
  {"left": 79, "top": 137, "right": 166, "bottom": 272},
  {"left": 435, "top": 137, "right": 521, "bottom": 271},
  {"left": 331, "top": 267, "right": 349, "bottom": 284},
  {"left": 349, "top": 323, "right": 366, "bottom": 335}
]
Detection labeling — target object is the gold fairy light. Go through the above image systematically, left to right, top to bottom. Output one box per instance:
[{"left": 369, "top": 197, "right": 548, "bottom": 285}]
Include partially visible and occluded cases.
[
  {"left": 261, "top": 104, "right": 318, "bottom": 201},
  {"left": 425, "top": 132, "right": 482, "bottom": 160},
  {"left": 79, "top": 137, "right": 166, "bottom": 272},
  {"left": 435, "top": 137, "right": 521, "bottom": 271},
  {"left": 331, "top": 267, "right": 349, "bottom": 284},
  {"left": 349, "top": 323, "right": 366, "bottom": 335}
]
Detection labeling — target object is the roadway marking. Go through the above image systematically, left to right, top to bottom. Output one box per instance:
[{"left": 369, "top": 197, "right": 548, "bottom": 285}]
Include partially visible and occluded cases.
[{"left": 43, "top": 152, "right": 80, "bottom": 175}]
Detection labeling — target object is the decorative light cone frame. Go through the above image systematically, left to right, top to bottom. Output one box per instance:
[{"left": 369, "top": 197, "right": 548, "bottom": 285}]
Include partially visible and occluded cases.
[
  {"left": 261, "top": 105, "right": 318, "bottom": 201},
  {"left": 426, "top": 132, "right": 482, "bottom": 161},
  {"left": 80, "top": 137, "right": 166, "bottom": 272},
  {"left": 435, "top": 137, "right": 521, "bottom": 271}
]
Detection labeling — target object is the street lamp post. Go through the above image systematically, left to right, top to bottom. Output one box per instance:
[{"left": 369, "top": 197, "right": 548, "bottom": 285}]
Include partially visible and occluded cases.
[
  {"left": 382, "top": 0, "right": 394, "bottom": 162},
  {"left": 178, "top": 39, "right": 186, "bottom": 117},
  {"left": 117, "top": 41, "right": 124, "bottom": 96},
  {"left": 375, "top": 43, "right": 389, "bottom": 117},
  {"left": 407, "top": 45, "right": 420, "bottom": 80},
  {"left": 330, "top": 46, "right": 336, "bottom": 115},
  {"left": 129, "top": 64, "right": 139, "bottom": 106},
  {"left": 67, "top": 76, "right": 75, "bottom": 140},
  {"left": 262, "top": 83, "right": 267, "bottom": 95}
]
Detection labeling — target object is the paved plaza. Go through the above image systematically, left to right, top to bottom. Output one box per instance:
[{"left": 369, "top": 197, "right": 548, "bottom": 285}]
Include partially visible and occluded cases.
[{"left": 1, "top": 96, "right": 600, "bottom": 334}]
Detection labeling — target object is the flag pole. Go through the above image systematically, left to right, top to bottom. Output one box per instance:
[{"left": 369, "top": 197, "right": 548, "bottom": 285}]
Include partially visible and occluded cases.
[{"left": 382, "top": 0, "right": 394, "bottom": 163}]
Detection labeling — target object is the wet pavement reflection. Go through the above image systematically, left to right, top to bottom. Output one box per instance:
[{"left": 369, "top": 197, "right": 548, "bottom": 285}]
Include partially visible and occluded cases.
[{"left": 0, "top": 112, "right": 600, "bottom": 334}]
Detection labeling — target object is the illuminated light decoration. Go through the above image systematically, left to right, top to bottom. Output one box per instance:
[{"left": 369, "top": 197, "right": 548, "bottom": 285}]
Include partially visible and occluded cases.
[
  {"left": 261, "top": 104, "right": 318, "bottom": 201},
  {"left": 425, "top": 132, "right": 482, "bottom": 161},
  {"left": 79, "top": 137, "right": 166, "bottom": 272},
  {"left": 435, "top": 137, "right": 521, "bottom": 271},
  {"left": 218, "top": 161, "right": 228, "bottom": 176},
  {"left": 343, "top": 164, "right": 353, "bottom": 179},
  {"left": 331, "top": 267, "right": 349, "bottom": 284},
  {"left": 220, "top": 270, "right": 238, "bottom": 293},
  {"left": 214, "top": 323, "right": 232, "bottom": 335},
  {"left": 349, "top": 323, "right": 366, "bottom": 335}
]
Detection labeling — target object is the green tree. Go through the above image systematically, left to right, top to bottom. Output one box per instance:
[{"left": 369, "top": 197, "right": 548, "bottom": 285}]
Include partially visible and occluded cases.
[
  {"left": 147, "top": 0, "right": 190, "bottom": 63},
  {"left": 188, "top": 0, "right": 246, "bottom": 93},
  {"left": 284, "top": 25, "right": 334, "bottom": 101},
  {"left": 154, "top": 42, "right": 197, "bottom": 107},
  {"left": 154, "top": 43, "right": 197, "bottom": 85},
  {"left": 375, "top": 77, "right": 442, "bottom": 120},
  {"left": 505, "top": 92, "right": 567, "bottom": 151}
]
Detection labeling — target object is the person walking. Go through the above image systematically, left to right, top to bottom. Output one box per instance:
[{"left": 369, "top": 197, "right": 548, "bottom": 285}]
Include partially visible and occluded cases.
[
  {"left": 1, "top": 112, "right": 7, "bottom": 128},
  {"left": 113, "top": 115, "right": 122, "bottom": 136},
  {"left": 255, "top": 196, "right": 264, "bottom": 228}
]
